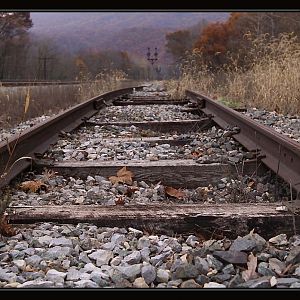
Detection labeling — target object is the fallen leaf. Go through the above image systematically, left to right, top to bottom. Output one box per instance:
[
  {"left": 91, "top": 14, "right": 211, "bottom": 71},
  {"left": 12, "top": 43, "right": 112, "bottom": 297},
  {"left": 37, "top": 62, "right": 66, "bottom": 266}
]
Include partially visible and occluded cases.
[
  {"left": 24, "top": 88, "right": 30, "bottom": 114},
  {"left": 191, "top": 151, "right": 203, "bottom": 158},
  {"left": 109, "top": 167, "right": 134, "bottom": 185},
  {"left": 42, "top": 169, "right": 57, "bottom": 182},
  {"left": 20, "top": 180, "right": 47, "bottom": 193},
  {"left": 248, "top": 180, "right": 255, "bottom": 188},
  {"left": 124, "top": 186, "right": 139, "bottom": 197},
  {"left": 165, "top": 186, "right": 186, "bottom": 200},
  {"left": 116, "top": 196, "right": 125, "bottom": 206},
  {"left": 0, "top": 214, "right": 16, "bottom": 237},
  {"left": 242, "top": 252, "right": 258, "bottom": 281},
  {"left": 270, "top": 276, "right": 277, "bottom": 287}
]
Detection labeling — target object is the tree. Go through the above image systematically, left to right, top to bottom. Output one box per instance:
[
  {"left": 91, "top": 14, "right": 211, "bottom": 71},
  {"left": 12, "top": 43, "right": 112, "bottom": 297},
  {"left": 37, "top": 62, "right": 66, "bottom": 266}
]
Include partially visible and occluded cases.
[
  {"left": 0, "top": 12, "right": 32, "bottom": 79},
  {"left": 0, "top": 12, "right": 32, "bottom": 40},
  {"left": 193, "top": 12, "right": 300, "bottom": 69},
  {"left": 166, "top": 30, "right": 193, "bottom": 62}
]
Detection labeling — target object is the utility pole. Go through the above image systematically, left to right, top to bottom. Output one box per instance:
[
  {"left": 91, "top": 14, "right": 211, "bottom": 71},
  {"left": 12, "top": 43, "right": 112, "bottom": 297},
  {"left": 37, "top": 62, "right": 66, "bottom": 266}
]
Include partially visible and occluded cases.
[{"left": 38, "top": 55, "right": 54, "bottom": 80}]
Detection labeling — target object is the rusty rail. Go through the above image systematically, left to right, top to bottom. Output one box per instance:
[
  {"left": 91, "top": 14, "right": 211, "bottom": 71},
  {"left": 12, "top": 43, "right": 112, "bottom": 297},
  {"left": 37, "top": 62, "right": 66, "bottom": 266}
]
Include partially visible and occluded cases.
[
  {"left": 0, "top": 86, "right": 144, "bottom": 188},
  {"left": 186, "top": 90, "right": 300, "bottom": 196}
]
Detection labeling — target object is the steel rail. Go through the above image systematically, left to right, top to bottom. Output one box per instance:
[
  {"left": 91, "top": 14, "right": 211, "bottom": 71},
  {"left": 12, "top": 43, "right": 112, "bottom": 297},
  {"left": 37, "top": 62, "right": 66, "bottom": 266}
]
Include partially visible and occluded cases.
[
  {"left": 0, "top": 86, "right": 144, "bottom": 188},
  {"left": 186, "top": 90, "right": 300, "bottom": 196}
]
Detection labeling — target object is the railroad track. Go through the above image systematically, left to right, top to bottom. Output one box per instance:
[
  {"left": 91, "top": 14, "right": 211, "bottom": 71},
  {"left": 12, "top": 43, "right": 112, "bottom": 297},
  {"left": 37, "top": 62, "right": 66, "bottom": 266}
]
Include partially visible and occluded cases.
[{"left": 0, "top": 84, "right": 299, "bottom": 239}]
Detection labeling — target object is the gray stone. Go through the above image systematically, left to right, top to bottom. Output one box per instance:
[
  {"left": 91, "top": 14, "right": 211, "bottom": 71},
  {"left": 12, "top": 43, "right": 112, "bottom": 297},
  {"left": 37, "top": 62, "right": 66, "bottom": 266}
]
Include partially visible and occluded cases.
[
  {"left": 128, "top": 228, "right": 143, "bottom": 238},
  {"left": 111, "top": 233, "right": 125, "bottom": 245},
  {"left": 243, "top": 233, "right": 267, "bottom": 252},
  {"left": 269, "top": 234, "right": 288, "bottom": 246},
  {"left": 186, "top": 235, "right": 199, "bottom": 247},
  {"left": 37, "top": 236, "right": 52, "bottom": 246},
  {"left": 50, "top": 237, "right": 73, "bottom": 247},
  {"left": 137, "top": 237, "right": 151, "bottom": 250},
  {"left": 229, "top": 237, "right": 256, "bottom": 252},
  {"left": 166, "top": 239, "right": 182, "bottom": 253},
  {"left": 203, "top": 240, "right": 223, "bottom": 251},
  {"left": 102, "top": 242, "right": 115, "bottom": 250},
  {"left": 44, "top": 246, "right": 71, "bottom": 260},
  {"left": 286, "top": 246, "right": 300, "bottom": 265},
  {"left": 140, "top": 247, "right": 150, "bottom": 262},
  {"left": 10, "top": 250, "right": 24, "bottom": 260},
  {"left": 88, "top": 250, "right": 113, "bottom": 266},
  {"left": 213, "top": 250, "right": 248, "bottom": 264},
  {"left": 124, "top": 251, "right": 141, "bottom": 264},
  {"left": 79, "top": 252, "right": 91, "bottom": 264},
  {"left": 150, "top": 252, "right": 170, "bottom": 266},
  {"left": 257, "top": 252, "right": 272, "bottom": 262},
  {"left": 0, "top": 253, "right": 9, "bottom": 262},
  {"left": 207, "top": 254, "right": 223, "bottom": 271},
  {"left": 25, "top": 255, "right": 42, "bottom": 267},
  {"left": 111, "top": 256, "right": 122, "bottom": 266},
  {"left": 194, "top": 257, "right": 209, "bottom": 275},
  {"left": 269, "top": 258, "right": 286, "bottom": 275},
  {"left": 13, "top": 260, "right": 26, "bottom": 270},
  {"left": 173, "top": 262, "right": 199, "bottom": 279},
  {"left": 82, "top": 263, "right": 99, "bottom": 273},
  {"left": 258, "top": 263, "right": 276, "bottom": 277},
  {"left": 117, "top": 264, "right": 142, "bottom": 281},
  {"left": 141, "top": 264, "right": 156, "bottom": 284},
  {"left": 222, "top": 264, "right": 235, "bottom": 275},
  {"left": 294, "top": 266, "right": 300, "bottom": 276},
  {"left": 66, "top": 268, "right": 81, "bottom": 281},
  {"left": 0, "top": 269, "right": 16, "bottom": 283},
  {"left": 46, "top": 269, "right": 67, "bottom": 284},
  {"left": 156, "top": 269, "right": 170, "bottom": 283},
  {"left": 90, "top": 270, "right": 109, "bottom": 287},
  {"left": 111, "top": 270, "right": 132, "bottom": 288},
  {"left": 79, "top": 273, "right": 91, "bottom": 280},
  {"left": 212, "top": 273, "right": 231, "bottom": 283},
  {"left": 195, "top": 274, "right": 209, "bottom": 285},
  {"left": 228, "top": 274, "right": 244, "bottom": 288},
  {"left": 237, "top": 276, "right": 271, "bottom": 288},
  {"left": 133, "top": 277, "right": 149, "bottom": 288},
  {"left": 276, "top": 278, "right": 300, "bottom": 286},
  {"left": 167, "top": 279, "right": 183, "bottom": 288},
  {"left": 181, "top": 279, "right": 201, "bottom": 288},
  {"left": 17, "top": 280, "right": 54, "bottom": 288},
  {"left": 74, "top": 280, "right": 98, "bottom": 288},
  {"left": 4, "top": 282, "right": 21, "bottom": 288},
  {"left": 204, "top": 282, "right": 226, "bottom": 288},
  {"left": 290, "top": 282, "right": 300, "bottom": 288},
  {"left": 157, "top": 283, "right": 167, "bottom": 288}
]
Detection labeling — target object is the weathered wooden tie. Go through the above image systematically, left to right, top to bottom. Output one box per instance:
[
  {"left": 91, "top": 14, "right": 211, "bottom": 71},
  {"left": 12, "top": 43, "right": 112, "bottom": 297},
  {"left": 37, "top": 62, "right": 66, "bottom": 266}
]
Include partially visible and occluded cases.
[
  {"left": 113, "top": 99, "right": 189, "bottom": 106},
  {"left": 85, "top": 119, "right": 212, "bottom": 133},
  {"left": 34, "top": 159, "right": 266, "bottom": 189},
  {"left": 8, "top": 203, "right": 299, "bottom": 238}
]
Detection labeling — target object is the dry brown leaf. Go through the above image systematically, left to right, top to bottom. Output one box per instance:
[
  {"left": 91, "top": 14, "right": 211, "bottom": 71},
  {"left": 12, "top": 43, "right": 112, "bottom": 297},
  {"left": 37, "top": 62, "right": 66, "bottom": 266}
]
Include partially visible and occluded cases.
[
  {"left": 24, "top": 88, "right": 30, "bottom": 114},
  {"left": 191, "top": 151, "right": 203, "bottom": 158},
  {"left": 109, "top": 167, "right": 134, "bottom": 185},
  {"left": 42, "top": 169, "right": 57, "bottom": 182},
  {"left": 20, "top": 180, "right": 47, "bottom": 193},
  {"left": 248, "top": 180, "right": 255, "bottom": 188},
  {"left": 124, "top": 186, "right": 139, "bottom": 197},
  {"left": 165, "top": 186, "right": 186, "bottom": 200},
  {"left": 115, "top": 196, "right": 125, "bottom": 206},
  {"left": 0, "top": 214, "right": 17, "bottom": 237},
  {"left": 242, "top": 252, "right": 258, "bottom": 281}
]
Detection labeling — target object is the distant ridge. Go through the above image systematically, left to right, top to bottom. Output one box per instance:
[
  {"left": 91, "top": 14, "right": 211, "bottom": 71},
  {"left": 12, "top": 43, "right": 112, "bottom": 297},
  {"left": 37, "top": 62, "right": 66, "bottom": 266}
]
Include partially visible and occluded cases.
[{"left": 30, "top": 12, "right": 228, "bottom": 62}]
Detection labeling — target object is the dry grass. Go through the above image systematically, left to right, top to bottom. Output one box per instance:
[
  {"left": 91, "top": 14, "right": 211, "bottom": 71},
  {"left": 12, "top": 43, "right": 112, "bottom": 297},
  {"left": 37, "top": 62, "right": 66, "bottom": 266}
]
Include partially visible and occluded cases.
[
  {"left": 165, "top": 33, "right": 300, "bottom": 115},
  {"left": 0, "top": 70, "right": 131, "bottom": 130}
]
